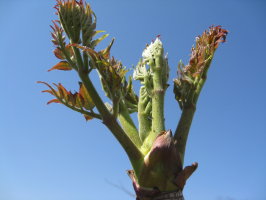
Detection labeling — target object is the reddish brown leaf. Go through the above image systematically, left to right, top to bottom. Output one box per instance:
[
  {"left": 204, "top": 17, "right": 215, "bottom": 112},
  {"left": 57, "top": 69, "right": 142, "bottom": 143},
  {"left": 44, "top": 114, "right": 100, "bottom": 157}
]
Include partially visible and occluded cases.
[
  {"left": 100, "top": 38, "right": 114, "bottom": 59},
  {"left": 65, "top": 44, "right": 74, "bottom": 57},
  {"left": 53, "top": 48, "right": 65, "bottom": 59},
  {"left": 48, "top": 61, "right": 72, "bottom": 72},
  {"left": 37, "top": 81, "right": 57, "bottom": 95},
  {"left": 38, "top": 81, "right": 95, "bottom": 121},
  {"left": 57, "top": 83, "right": 69, "bottom": 99},
  {"left": 79, "top": 83, "right": 95, "bottom": 110},
  {"left": 42, "top": 90, "right": 54, "bottom": 95},
  {"left": 68, "top": 92, "right": 77, "bottom": 107},
  {"left": 76, "top": 93, "right": 84, "bottom": 108},
  {"left": 47, "top": 99, "right": 61, "bottom": 104}
]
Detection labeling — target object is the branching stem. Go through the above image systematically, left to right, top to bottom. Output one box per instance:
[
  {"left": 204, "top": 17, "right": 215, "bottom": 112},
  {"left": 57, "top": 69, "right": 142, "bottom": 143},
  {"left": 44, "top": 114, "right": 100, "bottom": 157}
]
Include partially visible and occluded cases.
[
  {"left": 79, "top": 72, "right": 143, "bottom": 175},
  {"left": 118, "top": 101, "right": 142, "bottom": 148},
  {"left": 174, "top": 105, "right": 196, "bottom": 166}
]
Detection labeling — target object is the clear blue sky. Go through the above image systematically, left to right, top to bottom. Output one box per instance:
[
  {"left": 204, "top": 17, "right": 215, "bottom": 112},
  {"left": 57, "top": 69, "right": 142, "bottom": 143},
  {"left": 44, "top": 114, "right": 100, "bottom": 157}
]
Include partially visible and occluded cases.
[{"left": 0, "top": 0, "right": 265, "bottom": 200}]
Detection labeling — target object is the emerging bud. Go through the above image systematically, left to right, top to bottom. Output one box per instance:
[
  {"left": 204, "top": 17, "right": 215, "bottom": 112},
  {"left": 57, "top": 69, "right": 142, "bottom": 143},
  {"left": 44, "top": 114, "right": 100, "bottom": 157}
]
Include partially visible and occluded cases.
[
  {"left": 55, "top": 0, "right": 98, "bottom": 46},
  {"left": 174, "top": 26, "right": 228, "bottom": 109},
  {"left": 136, "top": 37, "right": 169, "bottom": 91},
  {"left": 142, "top": 38, "right": 163, "bottom": 64}
]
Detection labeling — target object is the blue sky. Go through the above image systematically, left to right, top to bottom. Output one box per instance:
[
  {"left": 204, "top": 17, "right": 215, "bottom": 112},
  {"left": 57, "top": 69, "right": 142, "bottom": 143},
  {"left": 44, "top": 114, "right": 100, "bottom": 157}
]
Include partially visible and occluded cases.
[{"left": 0, "top": 0, "right": 265, "bottom": 200}]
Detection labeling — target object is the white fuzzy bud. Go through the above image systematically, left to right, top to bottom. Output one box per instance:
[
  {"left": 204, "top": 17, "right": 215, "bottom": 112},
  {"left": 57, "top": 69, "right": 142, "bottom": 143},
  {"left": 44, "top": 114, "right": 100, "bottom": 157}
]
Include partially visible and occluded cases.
[{"left": 142, "top": 38, "right": 163, "bottom": 62}]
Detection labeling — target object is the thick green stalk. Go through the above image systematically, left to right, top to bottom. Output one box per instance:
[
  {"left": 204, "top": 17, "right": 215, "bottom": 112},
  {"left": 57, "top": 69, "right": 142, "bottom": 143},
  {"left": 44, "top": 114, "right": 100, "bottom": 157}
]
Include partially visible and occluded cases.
[
  {"left": 72, "top": 40, "right": 143, "bottom": 171},
  {"left": 141, "top": 57, "right": 166, "bottom": 150},
  {"left": 151, "top": 57, "right": 165, "bottom": 137},
  {"left": 174, "top": 57, "right": 213, "bottom": 165},
  {"left": 174, "top": 71, "right": 208, "bottom": 165},
  {"left": 79, "top": 72, "right": 143, "bottom": 175},
  {"left": 174, "top": 76, "right": 206, "bottom": 165},
  {"left": 118, "top": 101, "right": 142, "bottom": 148},
  {"left": 174, "top": 105, "right": 196, "bottom": 165},
  {"left": 103, "top": 116, "right": 144, "bottom": 176}
]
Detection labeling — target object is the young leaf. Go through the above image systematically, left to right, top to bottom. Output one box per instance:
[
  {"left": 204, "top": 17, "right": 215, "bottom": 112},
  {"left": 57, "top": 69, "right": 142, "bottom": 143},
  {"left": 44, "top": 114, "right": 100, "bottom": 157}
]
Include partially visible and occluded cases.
[
  {"left": 91, "top": 33, "right": 109, "bottom": 49},
  {"left": 48, "top": 61, "right": 72, "bottom": 72},
  {"left": 37, "top": 81, "right": 95, "bottom": 117},
  {"left": 79, "top": 82, "right": 94, "bottom": 110},
  {"left": 47, "top": 99, "right": 61, "bottom": 104}
]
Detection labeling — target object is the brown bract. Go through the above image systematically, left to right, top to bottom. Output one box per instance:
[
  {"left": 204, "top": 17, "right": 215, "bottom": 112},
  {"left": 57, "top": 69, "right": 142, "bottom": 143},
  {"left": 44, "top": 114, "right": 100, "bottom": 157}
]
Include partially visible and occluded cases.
[{"left": 144, "top": 130, "right": 182, "bottom": 172}]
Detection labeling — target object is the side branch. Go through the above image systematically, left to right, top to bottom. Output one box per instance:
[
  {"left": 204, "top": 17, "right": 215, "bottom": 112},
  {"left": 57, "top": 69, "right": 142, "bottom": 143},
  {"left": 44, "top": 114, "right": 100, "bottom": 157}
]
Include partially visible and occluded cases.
[
  {"left": 173, "top": 26, "right": 228, "bottom": 165},
  {"left": 79, "top": 73, "right": 143, "bottom": 173},
  {"left": 62, "top": 100, "right": 102, "bottom": 120},
  {"left": 118, "top": 101, "right": 142, "bottom": 148},
  {"left": 174, "top": 105, "right": 196, "bottom": 166}
]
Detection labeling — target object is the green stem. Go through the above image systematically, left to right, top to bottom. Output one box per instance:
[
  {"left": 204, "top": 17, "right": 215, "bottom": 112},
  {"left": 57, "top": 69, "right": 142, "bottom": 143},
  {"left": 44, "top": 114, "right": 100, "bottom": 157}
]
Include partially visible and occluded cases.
[
  {"left": 59, "top": 43, "right": 77, "bottom": 70},
  {"left": 72, "top": 45, "right": 84, "bottom": 71},
  {"left": 83, "top": 52, "right": 89, "bottom": 71},
  {"left": 174, "top": 57, "right": 213, "bottom": 165},
  {"left": 151, "top": 58, "right": 165, "bottom": 137},
  {"left": 79, "top": 73, "right": 143, "bottom": 175},
  {"left": 79, "top": 73, "right": 110, "bottom": 117},
  {"left": 174, "top": 76, "right": 206, "bottom": 166},
  {"left": 112, "top": 96, "right": 120, "bottom": 118},
  {"left": 61, "top": 101, "right": 102, "bottom": 120},
  {"left": 118, "top": 101, "right": 142, "bottom": 148},
  {"left": 174, "top": 105, "right": 196, "bottom": 166}
]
